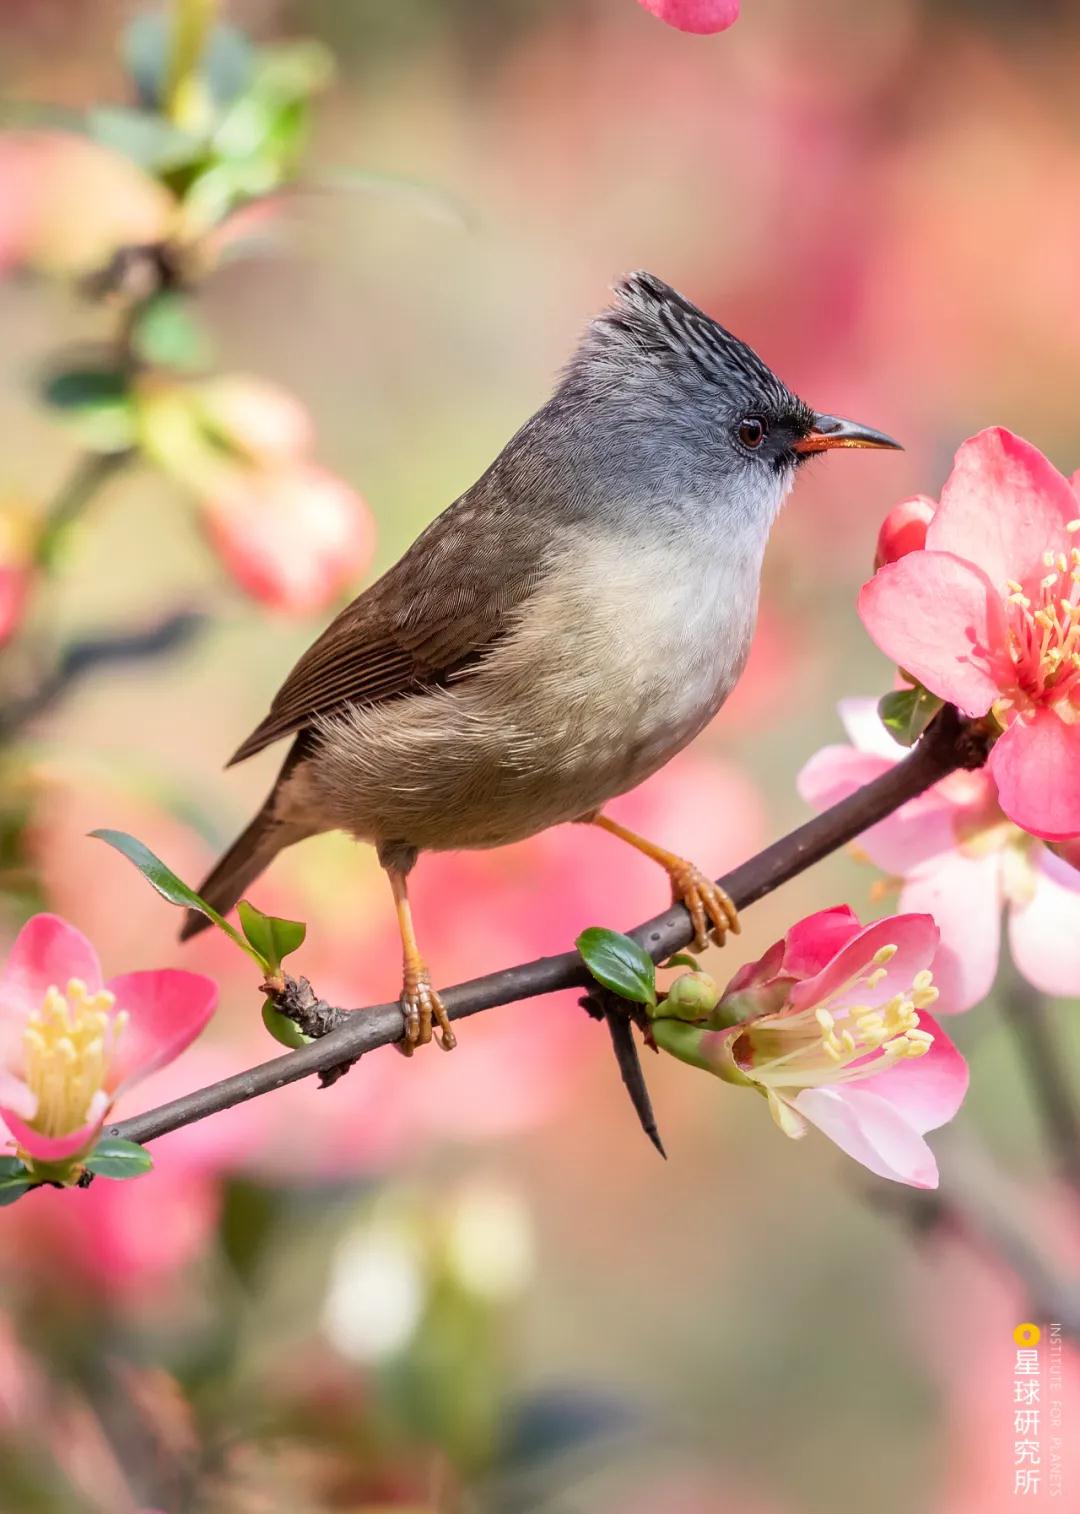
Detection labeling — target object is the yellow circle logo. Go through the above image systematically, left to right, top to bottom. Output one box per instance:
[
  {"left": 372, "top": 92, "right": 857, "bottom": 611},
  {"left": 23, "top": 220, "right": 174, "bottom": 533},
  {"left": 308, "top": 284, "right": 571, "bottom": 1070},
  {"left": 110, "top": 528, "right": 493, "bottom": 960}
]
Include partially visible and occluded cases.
[{"left": 1014, "top": 1323, "right": 1041, "bottom": 1346}]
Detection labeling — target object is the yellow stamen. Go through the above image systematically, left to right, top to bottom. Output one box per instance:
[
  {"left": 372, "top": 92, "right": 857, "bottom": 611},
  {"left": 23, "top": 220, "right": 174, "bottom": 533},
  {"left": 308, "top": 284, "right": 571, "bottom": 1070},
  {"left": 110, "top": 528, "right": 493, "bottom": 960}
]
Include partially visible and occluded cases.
[{"left": 21, "top": 979, "right": 121, "bottom": 1141}]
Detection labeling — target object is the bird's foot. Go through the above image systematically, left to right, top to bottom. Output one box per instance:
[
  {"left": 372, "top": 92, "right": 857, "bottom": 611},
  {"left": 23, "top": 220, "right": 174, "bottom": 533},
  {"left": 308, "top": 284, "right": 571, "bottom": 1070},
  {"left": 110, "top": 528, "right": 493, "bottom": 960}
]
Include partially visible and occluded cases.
[
  {"left": 667, "top": 859, "right": 740, "bottom": 953},
  {"left": 398, "top": 965, "right": 457, "bottom": 1054}
]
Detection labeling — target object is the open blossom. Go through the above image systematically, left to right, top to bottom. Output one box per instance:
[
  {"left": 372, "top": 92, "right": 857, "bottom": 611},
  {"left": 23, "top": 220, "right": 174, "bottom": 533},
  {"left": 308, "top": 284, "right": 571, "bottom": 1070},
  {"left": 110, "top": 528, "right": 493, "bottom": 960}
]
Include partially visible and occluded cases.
[
  {"left": 637, "top": 1, "right": 741, "bottom": 34},
  {"left": 138, "top": 374, "right": 375, "bottom": 614},
  {"left": 860, "top": 428, "right": 1080, "bottom": 840},
  {"left": 799, "top": 700, "right": 1080, "bottom": 1011},
  {"left": 654, "top": 906, "right": 967, "bottom": 1188},
  {"left": 0, "top": 915, "right": 216, "bottom": 1172}
]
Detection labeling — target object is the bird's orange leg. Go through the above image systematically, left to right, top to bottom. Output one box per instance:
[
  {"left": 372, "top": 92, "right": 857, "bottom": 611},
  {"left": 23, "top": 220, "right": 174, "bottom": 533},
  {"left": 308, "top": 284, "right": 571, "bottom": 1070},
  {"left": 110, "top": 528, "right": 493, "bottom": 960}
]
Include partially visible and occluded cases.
[
  {"left": 584, "top": 813, "right": 740, "bottom": 953},
  {"left": 386, "top": 867, "right": 456, "bottom": 1053}
]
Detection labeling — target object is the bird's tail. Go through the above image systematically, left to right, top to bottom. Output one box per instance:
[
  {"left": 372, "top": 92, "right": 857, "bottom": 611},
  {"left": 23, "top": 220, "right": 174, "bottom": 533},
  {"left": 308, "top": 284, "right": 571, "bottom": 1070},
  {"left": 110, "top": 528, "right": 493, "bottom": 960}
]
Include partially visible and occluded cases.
[{"left": 180, "top": 743, "right": 315, "bottom": 942}]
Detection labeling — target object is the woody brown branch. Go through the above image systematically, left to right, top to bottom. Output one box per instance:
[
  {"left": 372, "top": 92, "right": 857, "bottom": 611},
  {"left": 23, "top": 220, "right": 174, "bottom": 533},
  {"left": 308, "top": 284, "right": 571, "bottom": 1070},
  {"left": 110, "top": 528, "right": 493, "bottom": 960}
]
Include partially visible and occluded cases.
[{"left": 109, "top": 703, "right": 988, "bottom": 1147}]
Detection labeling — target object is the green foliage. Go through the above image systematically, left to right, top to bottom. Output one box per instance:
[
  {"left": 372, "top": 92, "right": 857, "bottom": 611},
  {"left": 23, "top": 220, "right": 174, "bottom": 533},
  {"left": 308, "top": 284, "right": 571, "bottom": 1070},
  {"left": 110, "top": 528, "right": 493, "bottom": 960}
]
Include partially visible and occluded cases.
[
  {"left": 124, "top": 13, "right": 254, "bottom": 114},
  {"left": 86, "top": 105, "right": 200, "bottom": 171},
  {"left": 132, "top": 293, "right": 214, "bottom": 369},
  {"left": 41, "top": 369, "right": 136, "bottom": 453},
  {"left": 878, "top": 686, "right": 944, "bottom": 748},
  {"left": 89, "top": 828, "right": 265, "bottom": 966},
  {"left": 238, "top": 900, "right": 306, "bottom": 974},
  {"left": 576, "top": 927, "right": 657, "bottom": 1008},
  {"left": 83, "top": 1138, "right": 154, "bottom": 1180},
  {"left": 0, "top": 1157, "right": 33, "bottom": 1207}
]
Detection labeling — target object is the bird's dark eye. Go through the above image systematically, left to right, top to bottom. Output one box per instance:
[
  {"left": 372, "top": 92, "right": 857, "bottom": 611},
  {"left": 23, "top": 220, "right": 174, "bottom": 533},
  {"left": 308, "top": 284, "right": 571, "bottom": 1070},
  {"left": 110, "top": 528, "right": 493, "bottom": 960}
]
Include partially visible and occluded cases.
[{"left": 738, "top": 416, "right": 768, "bottom": 450}]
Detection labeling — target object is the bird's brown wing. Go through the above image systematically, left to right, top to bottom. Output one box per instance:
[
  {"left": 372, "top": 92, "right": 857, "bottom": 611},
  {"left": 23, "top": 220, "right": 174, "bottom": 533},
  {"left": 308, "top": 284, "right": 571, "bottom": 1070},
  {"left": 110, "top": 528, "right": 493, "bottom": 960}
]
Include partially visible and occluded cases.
[{"left": 228, "top": 496, "right": 548, "bottom": 765}]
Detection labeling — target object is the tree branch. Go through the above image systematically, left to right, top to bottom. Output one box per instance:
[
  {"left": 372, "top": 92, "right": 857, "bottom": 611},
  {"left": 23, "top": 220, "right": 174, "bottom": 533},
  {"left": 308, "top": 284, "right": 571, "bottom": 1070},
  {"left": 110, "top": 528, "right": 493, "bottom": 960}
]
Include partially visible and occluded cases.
[{"left": 109, "top": 704, "right": 986, "bottom": 1148}]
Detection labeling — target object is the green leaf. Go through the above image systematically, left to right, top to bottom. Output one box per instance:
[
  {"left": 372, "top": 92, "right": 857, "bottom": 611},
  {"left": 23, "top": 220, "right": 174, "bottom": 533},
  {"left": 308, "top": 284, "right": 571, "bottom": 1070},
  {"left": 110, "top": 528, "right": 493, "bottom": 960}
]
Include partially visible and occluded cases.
[
  {"left": 124, "top": 14, "right": 253, "bottom": 113},
  {"left": 86, "top": 106, "right": 202, "bottom": 172},
  {"left": 132, "top": 293, "right": 213, "bottom": 370},
  {"left": 42, "top": 369, "right": 136, "bottom": 453},
  {"left": 878, "top": 686, "right": 944, "bottom": 748},
  {"left": 89, "top": 828, "right": 264, "bottom": 965},
  {"left": 238, "top": 900, "right": 305, "bottom": 975},
  {"left": 576, "top": 927, "right": 657, "bottom": 1008},
  {"left": 262, "top": 998, "right": 312, "bottom": 1049},
  {"left": 84, "top": 1137, "right": 154, "bottom": 1180},
  {"left": 0, "top": 1156, "right": 32, "bottom": 1205}
]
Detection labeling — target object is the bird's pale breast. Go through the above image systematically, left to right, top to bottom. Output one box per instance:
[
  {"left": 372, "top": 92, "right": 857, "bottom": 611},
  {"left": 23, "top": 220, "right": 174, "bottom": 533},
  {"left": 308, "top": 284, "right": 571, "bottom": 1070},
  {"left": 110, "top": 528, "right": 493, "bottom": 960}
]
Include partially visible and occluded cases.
[{"left": 307, "top": 521, "right": 762, "bottom": 852}]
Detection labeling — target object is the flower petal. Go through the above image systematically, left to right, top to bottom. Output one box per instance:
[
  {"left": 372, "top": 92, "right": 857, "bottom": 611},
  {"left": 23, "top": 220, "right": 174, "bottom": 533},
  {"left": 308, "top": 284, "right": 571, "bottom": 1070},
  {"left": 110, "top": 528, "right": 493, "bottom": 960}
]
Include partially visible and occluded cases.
[
  {"left": 637, "top": 0, "right": 740, "bottom": 34},
  {"left": 929, "top": 428, "right": 1078, "bottom": 592},
  {"left": 875, "top": 495, "right": 936, "bottom": 568},
  {"left": 858, "top": 551, "right": 1007, "bottom": 716},
  {"left": 838, "top": 696, "right": 907, "bottom": 759},
  {"left": 989, "top": 709, "right": 1080, "bottom": 840},
  {"left": 798, "top": 744, "right": 960, "bottom": 875},
  {"left": 1008, "top": 848, "right": 1080, "bottom": 998},
  {"left": 898, "top": 851, "right": 1002, "bottom": 1012},
  {"left": 779, "top": 906, "right": 863, "bottom": 979},
  {"left": 789, "top": 913, "right": 939, "bottom": 1015},
  {"left": 0, "top": 914, "right": 102, "bottom": 1021},
  {"left": 104, "top": 970, "right": 218, "bottom": 1093},
  {"left": 853, "top": 1012, "right": 969, "bottom": 1133},
  {"left": 0, "top": 1073, "right": 36, "bottom": 1122},
  {"left": 792, "top": 1086, "right": 941, "bottom": 1188},
  {"left": 1, "top": 1107, "right": 105, "bottom": 1165}
]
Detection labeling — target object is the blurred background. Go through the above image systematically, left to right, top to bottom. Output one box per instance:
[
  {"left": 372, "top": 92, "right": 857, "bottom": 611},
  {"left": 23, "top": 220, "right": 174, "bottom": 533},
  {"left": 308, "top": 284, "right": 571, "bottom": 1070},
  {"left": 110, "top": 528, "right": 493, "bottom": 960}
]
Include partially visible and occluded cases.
[{"left": 1, "top": 1, "right": 1080, "bottom": 1510}]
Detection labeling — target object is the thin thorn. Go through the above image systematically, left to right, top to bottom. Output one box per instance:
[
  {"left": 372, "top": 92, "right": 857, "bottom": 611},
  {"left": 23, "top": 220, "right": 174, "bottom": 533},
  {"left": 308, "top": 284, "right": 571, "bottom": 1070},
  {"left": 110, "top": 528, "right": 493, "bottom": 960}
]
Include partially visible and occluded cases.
[{"left": 603, "top": 1007, "right": 667, "bottom": 1158}]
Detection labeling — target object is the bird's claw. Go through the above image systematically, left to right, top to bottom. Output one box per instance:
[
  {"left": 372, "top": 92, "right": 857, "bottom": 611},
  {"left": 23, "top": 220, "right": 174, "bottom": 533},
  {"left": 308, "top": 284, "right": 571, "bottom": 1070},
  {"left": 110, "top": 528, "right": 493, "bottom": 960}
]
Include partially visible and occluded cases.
[
  {"left": 668, "top": 860, "right": 740, "bottom": 952},
  {"left": 398, "top": 969, "right": 457, "bottom": 1054}
]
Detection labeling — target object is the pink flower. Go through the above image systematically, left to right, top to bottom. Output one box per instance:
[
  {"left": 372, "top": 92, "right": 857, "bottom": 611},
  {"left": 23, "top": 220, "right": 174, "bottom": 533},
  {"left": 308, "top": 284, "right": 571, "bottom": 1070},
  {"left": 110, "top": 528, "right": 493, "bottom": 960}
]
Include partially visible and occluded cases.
[
  {"left": 637, "top": 1, "right": 741, "bottom": 34},
  {"left": 0, "top": 132, "right": 173, "bottom": 278},
  {"left": 138, "top": 375, "right": 376, "bottom": 614},
  {"left": 859, "top": 428, "right": 1080, "bottom": 840},
  {"left": 204, "top": 463, "right": 375, "bottom": 615},
  {"left": 0, "top": 499, "right": 37, "bottom": 648},
  {"left": 799, "top": 699, "right": 1080, "bottom": 1011},
  {"left": 655, "top": 906, "right": 967, "bottom": 1188},
  {"left": 0, "top": 915, "right": 217, "bottom": 1173}
]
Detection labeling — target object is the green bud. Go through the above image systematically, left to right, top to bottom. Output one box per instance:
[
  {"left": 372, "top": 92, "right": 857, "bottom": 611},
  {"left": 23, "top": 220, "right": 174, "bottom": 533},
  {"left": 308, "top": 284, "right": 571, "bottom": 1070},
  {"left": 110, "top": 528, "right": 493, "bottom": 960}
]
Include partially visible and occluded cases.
[{"left": 661, "top": 970, "right": 720, "bottom": 1021}]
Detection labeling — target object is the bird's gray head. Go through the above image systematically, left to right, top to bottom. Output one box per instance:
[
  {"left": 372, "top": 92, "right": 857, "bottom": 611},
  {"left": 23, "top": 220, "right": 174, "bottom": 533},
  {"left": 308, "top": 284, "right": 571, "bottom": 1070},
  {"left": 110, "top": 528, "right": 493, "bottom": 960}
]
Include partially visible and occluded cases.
[{"left": 562, "top": 271, "right": 899, "bottom": 528}]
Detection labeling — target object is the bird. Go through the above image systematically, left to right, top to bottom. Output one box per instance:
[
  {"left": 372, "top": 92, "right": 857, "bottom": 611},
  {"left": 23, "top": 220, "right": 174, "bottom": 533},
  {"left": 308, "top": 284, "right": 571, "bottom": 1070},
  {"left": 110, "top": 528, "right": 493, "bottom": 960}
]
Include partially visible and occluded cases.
[{"left": 181, "top": 272, "right": 900, "bottom": 1051}]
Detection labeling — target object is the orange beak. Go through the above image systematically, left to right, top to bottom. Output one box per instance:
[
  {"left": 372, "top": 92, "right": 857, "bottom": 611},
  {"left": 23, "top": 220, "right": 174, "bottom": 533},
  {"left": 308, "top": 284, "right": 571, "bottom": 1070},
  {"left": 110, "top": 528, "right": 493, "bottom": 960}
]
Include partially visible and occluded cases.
[{"left": 794, "top": 414, "right": 903, "bottom": 454}]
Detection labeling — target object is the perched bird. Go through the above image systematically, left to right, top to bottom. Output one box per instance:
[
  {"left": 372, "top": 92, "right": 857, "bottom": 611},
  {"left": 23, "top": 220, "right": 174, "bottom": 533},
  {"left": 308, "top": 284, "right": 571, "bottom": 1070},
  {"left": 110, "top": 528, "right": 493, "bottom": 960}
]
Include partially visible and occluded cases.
[{"left": 181, "top": 273, "right": 899, "bottom": 1050}]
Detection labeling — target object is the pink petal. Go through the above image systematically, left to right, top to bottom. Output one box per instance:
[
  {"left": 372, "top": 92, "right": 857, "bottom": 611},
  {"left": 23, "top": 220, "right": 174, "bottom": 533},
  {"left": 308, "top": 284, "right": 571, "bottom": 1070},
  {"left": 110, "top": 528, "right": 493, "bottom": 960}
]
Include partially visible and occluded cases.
[
  {"left": 637, "top": 0, "right": 740, "bottom": 34},
  {"left": 196, "top": 376, "right": 314, "bottom": 466},
  {"left": 929, "top": 428, "right": 1078, "bottom": 593},
  {"left": 203, "top": 463, "right": 375, "bottom": 615},
  {"left": 875, "top": 495, "right": 936, "bottom": 569},
  {"left": 858, "top": 552, "right": 1007, "bottom": 716},
  {"left": 838, "top": 696, "right": 907, "bottom": 759},
  {"left": 989, "top": 709, "right": 1080, "bottom": 840},
  {"left": 798, "top": 744, "right": 960, "bottom": 875},
  {"left": 1008, "top": 849, "right": 1080, "bottom": 998},
  {"left": 898, "top": 851, "right": 1002, "bottom": 1012},
  {"left": 780, "top": 906, "right": 863, "bottom": 979},
  {"left": 789, "top": 913, "right": 939, "bottom": 1015},
  {"left": 0, "top": 914, "right": 102, "bottom": 1021},
  {"left": 104, "top": 970, "right": 218, "bottom": 1093},
  {"left": 854, "top": 1012, "right": 969, "bottom": 1133},
  {"left": 0, "top": 1073, "right": 36, "bottom": 1122},
  {"left": 792, "top": 1086, "right": 941, "bottom": 1188},
  {"left": 2, "top": 1106, "right": 105, "bottom": 1165}
]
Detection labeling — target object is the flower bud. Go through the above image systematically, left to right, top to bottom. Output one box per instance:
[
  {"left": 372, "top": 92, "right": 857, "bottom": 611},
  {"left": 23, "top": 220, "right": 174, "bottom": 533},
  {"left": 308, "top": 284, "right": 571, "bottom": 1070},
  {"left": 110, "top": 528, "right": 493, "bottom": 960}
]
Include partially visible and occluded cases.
[
  {"left": 874, "top": 495, "right": 935, "bottom": 570},
  {"left": 661, "top": 970, "right": 720, "bottom": 1021}
]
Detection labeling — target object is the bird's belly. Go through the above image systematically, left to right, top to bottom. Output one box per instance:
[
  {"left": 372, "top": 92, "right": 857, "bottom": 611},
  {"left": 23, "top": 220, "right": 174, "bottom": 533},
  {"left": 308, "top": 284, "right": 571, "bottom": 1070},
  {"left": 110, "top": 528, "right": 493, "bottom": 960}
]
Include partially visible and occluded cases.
[{"left": 310, "top": 533, "right": 758, "bottom": 851}]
